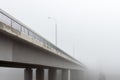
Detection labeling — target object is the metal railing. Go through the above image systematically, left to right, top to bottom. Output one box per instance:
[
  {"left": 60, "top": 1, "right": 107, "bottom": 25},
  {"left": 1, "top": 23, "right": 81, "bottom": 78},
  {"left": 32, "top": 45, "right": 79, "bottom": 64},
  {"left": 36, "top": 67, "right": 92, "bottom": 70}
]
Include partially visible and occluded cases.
[{"left": 0, "top": 9, "right": 81, "bottom": 64}]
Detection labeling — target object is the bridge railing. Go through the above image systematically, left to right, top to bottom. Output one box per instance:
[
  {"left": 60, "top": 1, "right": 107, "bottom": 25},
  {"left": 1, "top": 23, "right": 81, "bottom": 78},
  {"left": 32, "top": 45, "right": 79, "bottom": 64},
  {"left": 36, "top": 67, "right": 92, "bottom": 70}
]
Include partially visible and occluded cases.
[{"left": 0, "top": 9, "right": 81, "bottom": 65}]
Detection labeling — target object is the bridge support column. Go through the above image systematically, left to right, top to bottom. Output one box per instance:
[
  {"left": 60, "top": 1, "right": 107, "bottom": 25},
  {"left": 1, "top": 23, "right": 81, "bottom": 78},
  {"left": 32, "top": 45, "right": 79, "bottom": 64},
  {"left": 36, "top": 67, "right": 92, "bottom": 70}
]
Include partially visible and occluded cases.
[
  {"left": 24, "top": 68, "right": 33, "bottom": 80},
  {"left": 36, "top": 68, "right": 44, "bottom": 80},
  {"left": 48, "top": 68, "right": 57, "bottom": 80},
  {"left": 62, "top": 69, "right": 70, "bottom": 80},
  {"left": 70, "top": 70, "right": 81, "bottom": 80},
  {"left": 78, "top": 70, "right": 84, "bottom": 80}
]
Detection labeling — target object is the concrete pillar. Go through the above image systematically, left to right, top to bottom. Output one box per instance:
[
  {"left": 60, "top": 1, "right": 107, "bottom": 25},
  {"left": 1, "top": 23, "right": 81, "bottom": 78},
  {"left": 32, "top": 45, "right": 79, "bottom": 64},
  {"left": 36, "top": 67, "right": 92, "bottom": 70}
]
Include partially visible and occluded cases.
[
  {"left": 24, "top": 68, "right": 33, "bottom": 80},
  {"left": 36, "top": 68, "right": 44, "bottom": 80},
  {"left": 48, "top": 68, "right": 57, "bottom": 80},
  {"left": 62, "top": 69, "right": 69, "bottom": 80},
  {"left": 57, "top": 70, "right": 62, "bottom": 80},
  {"left": 70, "top": 70, "right": 80, "bottom": 80},
  {"left": 78, "top": 70, "right": 84, "bottom": 80}
]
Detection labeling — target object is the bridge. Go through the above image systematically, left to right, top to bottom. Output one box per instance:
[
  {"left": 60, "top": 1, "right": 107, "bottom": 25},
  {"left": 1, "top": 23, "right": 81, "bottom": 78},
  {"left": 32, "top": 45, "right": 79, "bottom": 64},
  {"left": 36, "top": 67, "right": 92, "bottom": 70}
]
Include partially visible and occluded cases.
[{"left": 0, "top": 9, "right": 85, "bottom": 80}]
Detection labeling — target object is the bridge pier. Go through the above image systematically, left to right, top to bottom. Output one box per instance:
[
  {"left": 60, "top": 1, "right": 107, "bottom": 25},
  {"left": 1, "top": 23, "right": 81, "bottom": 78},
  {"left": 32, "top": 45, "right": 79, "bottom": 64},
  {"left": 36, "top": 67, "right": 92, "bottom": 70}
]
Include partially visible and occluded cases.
[
  {"left": 24, "top": 68, "right": 33, "bottom": 80},
  {"left": 36, "top": 68, "right": 44, "bottom": 80},
  {"left": 48, "top": 68, "right": 57, "bottom": 80},
  {"left": 62, "top": 69, "right": 70, "bottom": 80},
  {"left": 70, "top": 70, "right": 81, "bottom": 80},
  {"left": 78, "top": 70, "right": 84, "bottom": 80}
]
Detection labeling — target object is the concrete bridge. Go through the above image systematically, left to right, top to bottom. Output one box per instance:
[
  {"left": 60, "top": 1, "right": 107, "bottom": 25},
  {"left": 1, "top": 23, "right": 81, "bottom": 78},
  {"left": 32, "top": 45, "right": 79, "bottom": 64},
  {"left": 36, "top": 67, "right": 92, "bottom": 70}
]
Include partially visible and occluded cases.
[{"left": 0, "top": 9, "right": 85, "bottom": 80}]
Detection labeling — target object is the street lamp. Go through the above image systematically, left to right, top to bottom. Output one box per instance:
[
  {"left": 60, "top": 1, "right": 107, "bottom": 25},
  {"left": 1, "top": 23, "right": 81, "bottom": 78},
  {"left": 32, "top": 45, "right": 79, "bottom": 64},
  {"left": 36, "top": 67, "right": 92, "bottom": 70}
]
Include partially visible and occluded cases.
[{"left": 48, "top": 17, "right": 58, "bottom": 46}]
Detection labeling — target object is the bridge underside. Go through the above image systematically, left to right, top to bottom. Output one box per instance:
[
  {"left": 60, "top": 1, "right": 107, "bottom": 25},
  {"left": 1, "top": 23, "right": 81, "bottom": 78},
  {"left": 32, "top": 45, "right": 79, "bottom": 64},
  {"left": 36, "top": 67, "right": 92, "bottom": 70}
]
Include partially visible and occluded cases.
[{"left": 0, "top": 60, "right": 52, "bottom": 69}]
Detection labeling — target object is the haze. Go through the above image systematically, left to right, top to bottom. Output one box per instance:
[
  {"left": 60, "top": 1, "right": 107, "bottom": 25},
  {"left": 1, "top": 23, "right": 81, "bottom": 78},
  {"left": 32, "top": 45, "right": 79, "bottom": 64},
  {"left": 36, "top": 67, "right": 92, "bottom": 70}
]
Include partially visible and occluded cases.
[{"left": 0, "top": 0, "right": 120, "bottom": 80}]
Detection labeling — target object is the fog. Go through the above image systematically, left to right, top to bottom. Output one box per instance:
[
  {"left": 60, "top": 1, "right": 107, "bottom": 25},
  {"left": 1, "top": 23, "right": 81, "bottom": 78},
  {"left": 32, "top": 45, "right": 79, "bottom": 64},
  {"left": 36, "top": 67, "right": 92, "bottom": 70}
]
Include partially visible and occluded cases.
[{"left": 0, "top": 0, "right": 120, "bottom": 80}]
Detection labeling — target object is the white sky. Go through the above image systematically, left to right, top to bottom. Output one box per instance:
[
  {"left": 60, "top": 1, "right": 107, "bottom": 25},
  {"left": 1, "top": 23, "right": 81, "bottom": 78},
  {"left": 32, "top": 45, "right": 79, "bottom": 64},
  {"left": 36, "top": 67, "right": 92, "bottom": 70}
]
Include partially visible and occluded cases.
[{"left": 0, "top": 0, "right": 120, "bottom": 79}]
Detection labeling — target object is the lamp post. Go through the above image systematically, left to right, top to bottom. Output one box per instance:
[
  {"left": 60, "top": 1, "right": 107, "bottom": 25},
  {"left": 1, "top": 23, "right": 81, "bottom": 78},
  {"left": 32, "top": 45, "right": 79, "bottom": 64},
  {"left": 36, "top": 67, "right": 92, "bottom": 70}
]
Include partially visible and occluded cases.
[{"left": 48, "top": 17, "right": 57, "bottom": 46}]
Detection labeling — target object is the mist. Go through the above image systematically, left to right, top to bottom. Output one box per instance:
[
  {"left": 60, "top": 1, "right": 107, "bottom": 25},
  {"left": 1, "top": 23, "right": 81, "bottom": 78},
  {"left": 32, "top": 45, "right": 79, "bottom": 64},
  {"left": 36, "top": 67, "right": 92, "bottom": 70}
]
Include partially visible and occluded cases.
[{"left": 0, "top": 0, "right": 120, "bottom": 80}]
